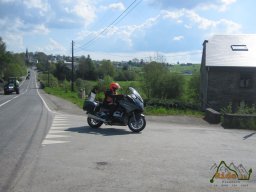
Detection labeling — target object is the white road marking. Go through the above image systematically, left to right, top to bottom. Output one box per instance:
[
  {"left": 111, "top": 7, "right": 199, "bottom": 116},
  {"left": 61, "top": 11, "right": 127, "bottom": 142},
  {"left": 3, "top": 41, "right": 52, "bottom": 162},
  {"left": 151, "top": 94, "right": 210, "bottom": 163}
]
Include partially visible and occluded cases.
[
  {"left": 35, "top": 74, "right": 53, "bottom": 113},
  {"left": 0, "top": 100, "right": 11, "bottom": 107},
  {"left": 42, "top": 114, "right": 72, "bottom": 146},
  {"left": 51, "top": 123, "right": 70, "bottom": 127},
  {"left": 50, "top": 126, "right": 69, "bottom": 130},
  {"left": 48, "top": 130, "right": 67, "bottom": 134},
  {"left": 45, "top": 135, "right": 70, "bottom": 139},
  {"left": 42, "top": 140, "right": 70, "bottom": 145}
]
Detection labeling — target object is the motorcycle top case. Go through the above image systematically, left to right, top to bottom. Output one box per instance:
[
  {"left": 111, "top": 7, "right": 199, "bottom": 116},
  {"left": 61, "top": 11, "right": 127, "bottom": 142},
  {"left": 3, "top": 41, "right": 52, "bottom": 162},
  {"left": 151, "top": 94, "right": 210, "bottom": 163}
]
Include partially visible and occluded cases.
[{"left": 83, "top": 100, "right": 97, "bottom": 112}]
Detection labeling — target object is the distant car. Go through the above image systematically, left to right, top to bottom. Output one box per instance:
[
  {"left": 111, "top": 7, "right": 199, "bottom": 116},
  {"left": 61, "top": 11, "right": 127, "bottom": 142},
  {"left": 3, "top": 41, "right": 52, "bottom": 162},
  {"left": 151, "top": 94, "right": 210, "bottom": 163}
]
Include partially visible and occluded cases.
[{"left": 4, "top": 77, "right": 20, "bottom": 95}]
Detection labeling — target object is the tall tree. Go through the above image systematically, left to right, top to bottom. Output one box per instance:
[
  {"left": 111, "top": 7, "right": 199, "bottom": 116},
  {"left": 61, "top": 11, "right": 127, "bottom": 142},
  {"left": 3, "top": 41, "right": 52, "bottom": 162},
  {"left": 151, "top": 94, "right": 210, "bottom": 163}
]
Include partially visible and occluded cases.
[
  {"left": 0, "top": 37, "right": 7, "bottom": 78},
  {"left": 35, "top": 52, "right": 49, "bottom": 72},
  {"left": 4, "top": 53, "right": 27, "bottom": 79},
  {"left": 77, "top": 55, "right": 97, "bottom": 80},
  {"left": 98, "top": 60, "right": 115, "bottom": 78},
  {"left": 54, "top": 62, "right": 71, "bottom": 81},
  {"left": 143, "top": 62, "right": 184, "bottom": 99},
  {"left": 143, "top": 62, "right": 168, "bottom": 98}
]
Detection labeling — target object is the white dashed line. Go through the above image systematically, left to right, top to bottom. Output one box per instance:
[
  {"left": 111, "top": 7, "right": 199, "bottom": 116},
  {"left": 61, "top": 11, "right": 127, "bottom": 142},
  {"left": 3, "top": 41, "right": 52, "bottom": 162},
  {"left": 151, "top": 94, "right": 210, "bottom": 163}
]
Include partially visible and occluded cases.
[
  {"left": 42, "top": 114, "right": 71, "bottom": 146},
  {"left": 45, "top": 135, "right": 70, "bottom": 139},
  {"left": 42, "top": 140, "right": 70, "bottom": 145}
]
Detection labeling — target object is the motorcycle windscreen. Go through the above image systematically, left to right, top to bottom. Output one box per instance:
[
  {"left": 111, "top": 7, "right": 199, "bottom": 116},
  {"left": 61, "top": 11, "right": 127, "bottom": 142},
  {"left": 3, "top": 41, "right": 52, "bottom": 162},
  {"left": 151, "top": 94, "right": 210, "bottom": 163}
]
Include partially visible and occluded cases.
[{"left": 88, "top": 92, "right": 96, "bottom": 102}]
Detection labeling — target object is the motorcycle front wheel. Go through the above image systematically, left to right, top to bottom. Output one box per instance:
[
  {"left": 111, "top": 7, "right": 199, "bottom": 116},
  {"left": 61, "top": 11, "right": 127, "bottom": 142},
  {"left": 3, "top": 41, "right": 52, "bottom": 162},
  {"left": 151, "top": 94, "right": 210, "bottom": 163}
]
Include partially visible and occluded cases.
[
  {"left": 128, "top": 114, "right": 146, "bottom": 133},
  {"left": 87, "top": 117, "right": 103, "bottom": 128}
]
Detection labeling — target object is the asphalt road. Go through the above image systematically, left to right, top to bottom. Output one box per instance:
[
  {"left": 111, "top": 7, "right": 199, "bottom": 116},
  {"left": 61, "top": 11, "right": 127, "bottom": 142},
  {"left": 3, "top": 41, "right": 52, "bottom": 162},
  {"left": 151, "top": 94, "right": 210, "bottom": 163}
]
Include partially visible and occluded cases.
[
  {"left": 0, "top": 70, "right": 256, "bottom": 192},
  {"left": 0, "top": 70, "right": 53, "bottom": 192}
]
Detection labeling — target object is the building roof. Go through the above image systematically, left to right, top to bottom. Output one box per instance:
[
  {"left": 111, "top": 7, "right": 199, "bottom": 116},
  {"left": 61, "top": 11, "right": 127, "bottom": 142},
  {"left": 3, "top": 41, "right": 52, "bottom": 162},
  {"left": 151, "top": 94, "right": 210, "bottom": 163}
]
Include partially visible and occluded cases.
[{"left": 205, "top": 34, "right": 256, "bottom": 67}]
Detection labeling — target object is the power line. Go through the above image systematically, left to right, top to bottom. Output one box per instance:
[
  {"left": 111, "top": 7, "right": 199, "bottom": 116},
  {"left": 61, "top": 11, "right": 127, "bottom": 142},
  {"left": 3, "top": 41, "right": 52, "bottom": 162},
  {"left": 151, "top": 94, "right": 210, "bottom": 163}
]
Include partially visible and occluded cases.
[{"left": 75, "top": 0, "right": 140, "bottom": 52}]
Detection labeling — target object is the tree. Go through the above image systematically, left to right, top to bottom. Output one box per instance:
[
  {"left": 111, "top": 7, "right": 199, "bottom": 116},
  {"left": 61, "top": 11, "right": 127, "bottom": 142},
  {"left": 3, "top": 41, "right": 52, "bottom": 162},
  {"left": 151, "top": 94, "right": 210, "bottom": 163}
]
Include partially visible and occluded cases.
[
  {"left": 0, "top": 37, "right": 7, "bottom": 78},
  {"left": 4, "top": 52, "right": 27, "bottom": 79},
  {"left": 35, "top": 52, "right": 48, "bottom": 72},
  {"left": 77, "top": 55, "right": 97, "bottom": 80},
  {"left": 98, "top": 60, "right": 115, "bottom": 78},
  {"left": 54, "top": 62, "right": 71, "bottom": 81},
  {"left": 143, "top": 62, "right": 184, "bottom": 99},
  {"left": 143, "top": 62, "right": 168, "bottom": 98},
  {"left": 115, "top": 69, "right": 137, "bottom": 81},
  {"left": 187, "top": 72, "right": 200, "bottom": 103}
]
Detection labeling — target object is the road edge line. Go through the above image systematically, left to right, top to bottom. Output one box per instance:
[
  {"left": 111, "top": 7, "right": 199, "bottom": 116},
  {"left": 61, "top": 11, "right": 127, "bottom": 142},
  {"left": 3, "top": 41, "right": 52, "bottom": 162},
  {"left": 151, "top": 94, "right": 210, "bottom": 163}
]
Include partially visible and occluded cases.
[{"left": 35, "top": 74, "right": 53, "bottom": 113}]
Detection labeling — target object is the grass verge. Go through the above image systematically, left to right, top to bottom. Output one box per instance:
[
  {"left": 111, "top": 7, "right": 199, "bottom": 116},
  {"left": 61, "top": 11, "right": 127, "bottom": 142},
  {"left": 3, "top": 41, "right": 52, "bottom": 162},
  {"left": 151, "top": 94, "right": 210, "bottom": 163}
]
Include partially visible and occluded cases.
[{"left": 44, "top": 87, "right": 84, "bottom": 108}]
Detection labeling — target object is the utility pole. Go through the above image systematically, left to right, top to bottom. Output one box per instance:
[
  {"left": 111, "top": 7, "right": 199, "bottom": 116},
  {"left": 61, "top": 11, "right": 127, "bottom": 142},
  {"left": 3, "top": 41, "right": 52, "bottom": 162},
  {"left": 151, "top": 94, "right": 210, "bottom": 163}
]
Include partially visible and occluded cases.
[{"left": 71, "top": 40, "right": 74, "bottom": 91}]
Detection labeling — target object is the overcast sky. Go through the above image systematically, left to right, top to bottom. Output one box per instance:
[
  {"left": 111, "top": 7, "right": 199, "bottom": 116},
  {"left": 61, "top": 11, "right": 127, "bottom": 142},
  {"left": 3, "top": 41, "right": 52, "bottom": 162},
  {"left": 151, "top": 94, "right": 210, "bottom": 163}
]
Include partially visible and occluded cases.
[{"left": 0, "top": 0, "right": 255, "bottom": 63}]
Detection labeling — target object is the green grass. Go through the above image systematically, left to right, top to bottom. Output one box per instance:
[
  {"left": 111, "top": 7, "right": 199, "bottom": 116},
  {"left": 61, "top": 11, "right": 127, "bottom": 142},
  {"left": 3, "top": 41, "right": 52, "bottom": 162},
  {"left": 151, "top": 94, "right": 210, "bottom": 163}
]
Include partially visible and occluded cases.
[
  {"left": 169, "top": 64, "right": 200, "bottom": 74},
  {"left": 44, "top": 87, "right": 84, "bottom": 108}
]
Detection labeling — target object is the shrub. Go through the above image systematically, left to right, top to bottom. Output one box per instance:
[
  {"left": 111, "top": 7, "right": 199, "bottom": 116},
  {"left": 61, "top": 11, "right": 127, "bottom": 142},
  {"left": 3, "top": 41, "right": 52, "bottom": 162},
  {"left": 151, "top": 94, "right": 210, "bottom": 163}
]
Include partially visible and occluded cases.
[
  {"left": 143, "top": 62, "right": 184, "bottom": 99},
  {"left": 38, "top": 73, "right": 58, "bottom": 88},
  {"left": 75, "top": 78, "right": 95, "bottom": 95},
  {"left": 221, "top": 101, "right": 256, "bottom": 130}
]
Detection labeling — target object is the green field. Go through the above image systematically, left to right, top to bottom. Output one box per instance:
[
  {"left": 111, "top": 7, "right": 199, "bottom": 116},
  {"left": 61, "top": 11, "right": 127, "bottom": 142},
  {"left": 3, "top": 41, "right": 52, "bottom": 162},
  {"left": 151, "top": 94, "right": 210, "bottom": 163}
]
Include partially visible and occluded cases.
[{"left": 169, "top": 64, "right": 200, "bottom": 74}]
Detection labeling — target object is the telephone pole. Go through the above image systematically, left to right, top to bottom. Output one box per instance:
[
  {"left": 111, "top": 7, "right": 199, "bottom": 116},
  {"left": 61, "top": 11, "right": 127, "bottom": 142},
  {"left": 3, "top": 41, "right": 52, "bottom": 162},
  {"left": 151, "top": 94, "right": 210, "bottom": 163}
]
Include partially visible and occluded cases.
[{"left": 71, "top": 40, "right": 74, "bottom": 92}]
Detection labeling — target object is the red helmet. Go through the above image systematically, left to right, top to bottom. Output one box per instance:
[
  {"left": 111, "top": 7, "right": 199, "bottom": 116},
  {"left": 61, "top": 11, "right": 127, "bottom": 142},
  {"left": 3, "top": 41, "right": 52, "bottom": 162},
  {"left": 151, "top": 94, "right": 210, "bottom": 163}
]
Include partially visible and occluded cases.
[{"left": 110, "top": 82, "right": 121, "bottom": 92}]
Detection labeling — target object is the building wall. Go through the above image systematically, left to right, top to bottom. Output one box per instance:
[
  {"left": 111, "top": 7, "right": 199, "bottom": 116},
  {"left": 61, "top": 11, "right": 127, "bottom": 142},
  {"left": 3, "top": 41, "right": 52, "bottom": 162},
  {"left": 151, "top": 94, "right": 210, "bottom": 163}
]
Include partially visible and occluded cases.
[
  {"left": 200, "top": 41, "right": 208, "bottom": 110},
  {"left": 207, "top": 67, "right": 256, "bottom": 111}
]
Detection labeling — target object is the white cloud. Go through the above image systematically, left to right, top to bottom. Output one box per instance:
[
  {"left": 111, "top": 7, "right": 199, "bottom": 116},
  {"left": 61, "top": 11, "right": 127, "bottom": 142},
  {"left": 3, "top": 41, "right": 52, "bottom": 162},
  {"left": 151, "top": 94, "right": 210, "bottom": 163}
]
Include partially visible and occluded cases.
[
  {"left": 23, "top": 0, "right": 50, "bottom": 15},
  {"left": 148, "top": 0, "right": 236, "bottom": 12},
  {"left": 198, "top": 0, "right": 236, "bottom": 12},
  {"left": 219, "top": 0, "right": 236, "bottom": 11},
  {"left": 71, "top": 1, "right": 96, "bottom": 25},
  {"left": 100, "top": 2, "right": 125, "bottom": 11},
  {"left": 108, "top": 2, "right": 125, "bottom": 11},
  {"left": 163, "top": 9, "right": 241, "bottom": 33},
  {"left": 186, "top": 10, "right": 215, "bottom": 29},
  {"left": 76, "top": 14, "right": 161, "bottom": 49},
  {"left": 107, "top": 15, "right": 161, "bottom": 47},
  {"left": 0, "top": 17, "right": 24, "bottom": 32},
  {"left": 32, "top": 24, "right": 50, "bottom": 35},
  {"left": 3, "top": 33, "right": 24, "bottom": 52},
  {"left": 173, "top": 36, "right": 184, "bottom": 41},
  {"left": 42, "top": 38, "right": 67, "bottom": 54}
]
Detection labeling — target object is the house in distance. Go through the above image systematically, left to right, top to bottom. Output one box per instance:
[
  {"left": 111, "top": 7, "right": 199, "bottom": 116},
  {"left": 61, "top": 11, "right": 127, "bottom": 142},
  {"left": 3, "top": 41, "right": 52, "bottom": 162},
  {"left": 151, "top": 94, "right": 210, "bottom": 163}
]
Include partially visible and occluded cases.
[{"left": 200, "top": 34, "right": 256, "bottom": 111}]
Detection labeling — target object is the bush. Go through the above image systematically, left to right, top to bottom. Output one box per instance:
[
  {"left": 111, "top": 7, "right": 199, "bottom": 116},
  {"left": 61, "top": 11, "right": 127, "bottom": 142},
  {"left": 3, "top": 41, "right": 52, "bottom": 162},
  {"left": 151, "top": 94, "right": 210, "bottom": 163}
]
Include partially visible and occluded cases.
[
  {"left": 143, "top": 62, "right": 184, "bottom": 99},
  {"left": 115, "top": 70, "right": 137, "bottom": 81},
  {"left": 38, "top": 73, "right": 58, "bottom": 88},
  {"left": 186, "top": 73, "right": 200, "bottom": 103},
  {"left": 75, "top": 78, "right": 95, "bottom": 95},
  {"left": 144, "top": 98, "right": 200, "bottom": 110},
  {"left": 221, "top": 101, "right": 256, "bottom": 130},
  {"left": 222, "top": 114, "right": 256, "bottom": 130}
]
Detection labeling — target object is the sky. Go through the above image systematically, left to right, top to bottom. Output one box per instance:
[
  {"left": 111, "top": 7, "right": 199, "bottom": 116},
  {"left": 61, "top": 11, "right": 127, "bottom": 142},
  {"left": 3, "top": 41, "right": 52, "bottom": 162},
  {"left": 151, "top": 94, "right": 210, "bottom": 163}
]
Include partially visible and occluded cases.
[{"left": 0, "top": 0, "right": 255, "bottom": 64}]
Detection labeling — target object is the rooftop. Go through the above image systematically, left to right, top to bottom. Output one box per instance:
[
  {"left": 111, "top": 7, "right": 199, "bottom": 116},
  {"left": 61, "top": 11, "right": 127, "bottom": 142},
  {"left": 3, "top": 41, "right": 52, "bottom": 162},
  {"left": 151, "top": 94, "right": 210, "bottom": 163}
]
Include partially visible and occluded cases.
[{"left": 205, "top": 34, "right": 256, "bottom": 67}]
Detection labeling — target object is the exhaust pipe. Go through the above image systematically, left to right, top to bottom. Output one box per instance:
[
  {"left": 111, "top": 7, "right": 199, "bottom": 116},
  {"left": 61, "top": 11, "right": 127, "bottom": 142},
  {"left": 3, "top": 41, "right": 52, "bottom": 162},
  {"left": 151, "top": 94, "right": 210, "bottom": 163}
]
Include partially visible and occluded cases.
[{"left": 87, "top": 114, "right": 106, "bottom": 122}]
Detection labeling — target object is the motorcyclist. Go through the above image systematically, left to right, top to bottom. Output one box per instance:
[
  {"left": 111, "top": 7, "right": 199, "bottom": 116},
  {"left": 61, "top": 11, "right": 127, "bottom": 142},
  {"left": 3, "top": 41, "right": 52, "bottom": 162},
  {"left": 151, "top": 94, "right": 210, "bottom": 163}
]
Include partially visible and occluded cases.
[{"left": 103, "top": 82, "right": 123, "bottom": 119}]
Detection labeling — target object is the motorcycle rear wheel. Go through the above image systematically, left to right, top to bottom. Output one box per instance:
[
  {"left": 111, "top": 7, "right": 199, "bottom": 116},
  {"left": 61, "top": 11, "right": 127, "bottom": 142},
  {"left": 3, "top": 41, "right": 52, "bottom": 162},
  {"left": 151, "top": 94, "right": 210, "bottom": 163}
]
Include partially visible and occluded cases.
[
  {"left": 128, "top": 115, "right": 146, "bottom": 133},
  {"left": 87, "top": 117, "right": 103, "bottom": 128}
]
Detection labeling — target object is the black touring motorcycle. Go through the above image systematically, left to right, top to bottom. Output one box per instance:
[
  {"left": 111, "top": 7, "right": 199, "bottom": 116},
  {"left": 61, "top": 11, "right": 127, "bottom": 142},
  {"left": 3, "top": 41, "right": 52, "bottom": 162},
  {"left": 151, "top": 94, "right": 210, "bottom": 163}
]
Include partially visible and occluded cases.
[{"left": 83, "top": 87, "right": 146, "bottom": 133}]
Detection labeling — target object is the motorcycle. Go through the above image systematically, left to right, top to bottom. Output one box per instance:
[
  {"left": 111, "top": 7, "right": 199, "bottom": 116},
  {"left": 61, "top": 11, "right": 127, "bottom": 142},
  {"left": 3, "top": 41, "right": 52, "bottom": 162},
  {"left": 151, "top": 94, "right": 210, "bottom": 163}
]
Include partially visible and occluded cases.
[{"left": 83, "top": 87, "right": 146, "bottom": 133}]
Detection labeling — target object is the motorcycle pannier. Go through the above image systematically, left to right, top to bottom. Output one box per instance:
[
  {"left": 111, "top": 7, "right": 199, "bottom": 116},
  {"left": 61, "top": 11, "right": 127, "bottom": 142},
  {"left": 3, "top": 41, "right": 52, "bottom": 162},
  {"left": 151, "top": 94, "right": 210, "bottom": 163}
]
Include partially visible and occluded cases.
[{"left": 83, "top": 101, "right": 97, "bottom": 112}]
